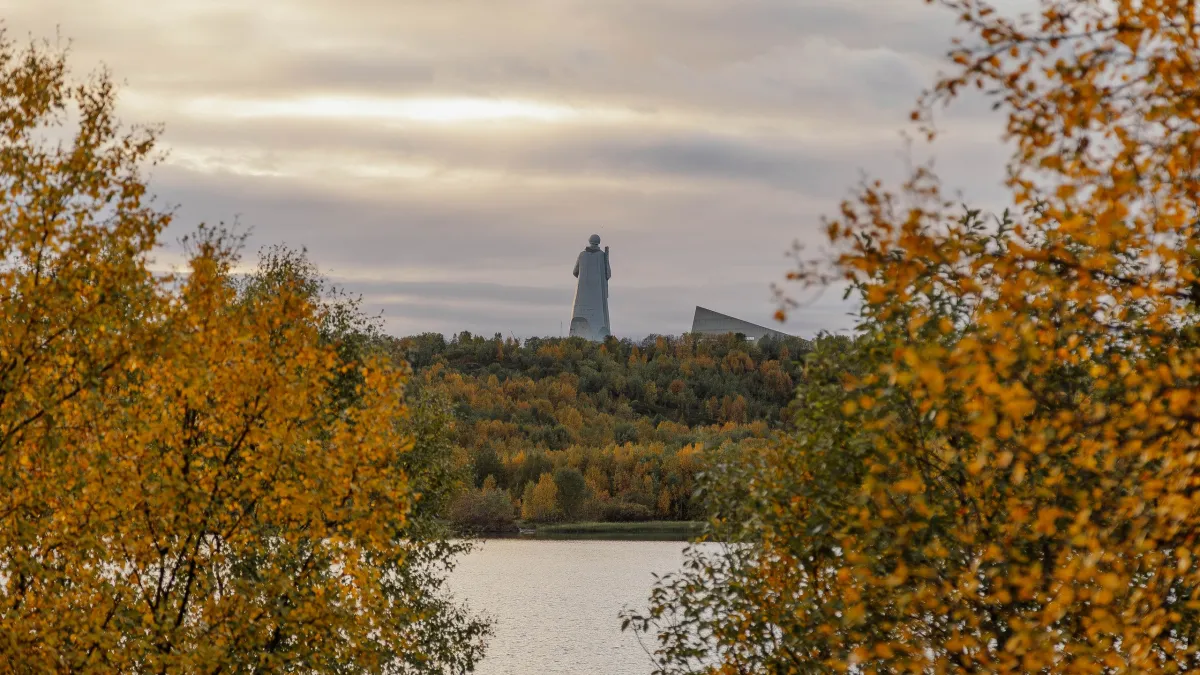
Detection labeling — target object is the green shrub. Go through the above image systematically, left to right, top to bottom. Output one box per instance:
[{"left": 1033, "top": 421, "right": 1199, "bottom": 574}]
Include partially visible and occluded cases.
[
  {"left": 553, "top": 467, "right": 588, "bottom": 519},
  {"left": 448, "top": 488, "right": 517, "bottom": 534},
  {"left": 601, "top": 501, "right": 655, "bottom": 522}
]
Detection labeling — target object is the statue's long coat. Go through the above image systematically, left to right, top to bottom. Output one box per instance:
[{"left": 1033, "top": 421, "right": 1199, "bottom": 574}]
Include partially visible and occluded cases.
[{"left": 570, "top": 246, "right": 611, "bottom": 341}]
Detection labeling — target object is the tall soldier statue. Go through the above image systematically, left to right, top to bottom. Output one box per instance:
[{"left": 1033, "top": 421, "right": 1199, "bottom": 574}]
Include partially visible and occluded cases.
[{"left": 569, "top": 234, "right": 611, "bottom": 341}]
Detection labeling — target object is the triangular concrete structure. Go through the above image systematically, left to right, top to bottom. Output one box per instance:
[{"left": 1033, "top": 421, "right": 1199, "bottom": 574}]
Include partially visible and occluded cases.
[{"left": 690, "top": 306, "right": 791, "bottom": 340}]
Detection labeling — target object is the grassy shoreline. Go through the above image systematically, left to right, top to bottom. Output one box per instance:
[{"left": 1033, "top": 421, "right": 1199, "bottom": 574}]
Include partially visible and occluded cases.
[{"left": 525, "top": 521, "right": 704, "bottom": 539}]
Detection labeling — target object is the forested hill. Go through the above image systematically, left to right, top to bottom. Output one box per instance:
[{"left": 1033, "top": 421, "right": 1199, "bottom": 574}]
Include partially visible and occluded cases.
[
  {"left": 380, "top": 330, "right": 813, "bottom": 526},
  {"left": 389, "top": 331, "right": 812, "bottom": 438}
]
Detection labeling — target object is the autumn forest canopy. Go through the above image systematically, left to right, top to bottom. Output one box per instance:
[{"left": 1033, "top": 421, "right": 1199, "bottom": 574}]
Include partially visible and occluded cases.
[
  {"left": 13, "top": 0, "right": 1200, "bottom": 672},
  {"left": 391, "top": 329, "right": 813, "bottom": 529}
]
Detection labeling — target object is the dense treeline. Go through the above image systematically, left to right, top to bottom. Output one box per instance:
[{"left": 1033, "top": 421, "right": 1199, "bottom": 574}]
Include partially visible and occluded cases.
[
  {"left": 392, "top": 330, "right": 809, "bottom": 430},
  {"left": 381, "top": 331, "right": 812, "bottom": 529}
]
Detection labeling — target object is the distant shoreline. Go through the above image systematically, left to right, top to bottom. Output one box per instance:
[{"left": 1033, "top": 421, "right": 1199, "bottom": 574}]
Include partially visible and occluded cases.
[{"left": 511, "top": 520, "right": 704, "bottom": 541}]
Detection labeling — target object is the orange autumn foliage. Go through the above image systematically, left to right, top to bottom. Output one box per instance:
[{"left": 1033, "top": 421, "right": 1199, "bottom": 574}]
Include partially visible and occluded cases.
[
  {"left": 631, "top": 1, "right": 1200, "bottom": 673},
  {"left": 0, "top": 33, "right": 424, "bottom": 671}
]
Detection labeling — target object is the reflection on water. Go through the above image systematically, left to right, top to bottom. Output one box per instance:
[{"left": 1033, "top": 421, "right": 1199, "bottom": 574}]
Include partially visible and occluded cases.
[{"left": 448, "top": 539, "right": 711, "bottom": 675}]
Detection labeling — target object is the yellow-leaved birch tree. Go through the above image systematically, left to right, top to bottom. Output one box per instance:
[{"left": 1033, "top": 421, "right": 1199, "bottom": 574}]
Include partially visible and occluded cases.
[
  {"left": 628, "top": 1, "right": 1200, "bottom": 672},
  {"left": 0, "top": 32, "right": 483, "bottom": 673}
]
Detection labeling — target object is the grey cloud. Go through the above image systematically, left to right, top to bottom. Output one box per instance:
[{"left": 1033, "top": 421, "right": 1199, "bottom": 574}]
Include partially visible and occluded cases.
[
  {"left": 2, "top": 0, "right": 1013, "bottom": 338},
  {"left": 7, "top": 0, "right": 959, "bottom": 123},
  {"left": 275, "top": 0, "right": 955, "bottom": 66},
  {"left": 576, "top": 0, "right": 958, "bottom": 63},
  {"left": 272, "top": 52, "right": 436, "bottom": 94},
  {"left": 151, "top": 109, "right": 1013, "bottom": 205},
  {"left": 155, "top": 121, "right": 885, "bottom": 197},
  {"left": 556, "top": 133, "right": 864, "bottom": 193},
  {"left": 149, "top": 161, "right": 827, "bottom": 277},
  {"left": 349, "top": 280, "right": 569, "bottom": 307}
]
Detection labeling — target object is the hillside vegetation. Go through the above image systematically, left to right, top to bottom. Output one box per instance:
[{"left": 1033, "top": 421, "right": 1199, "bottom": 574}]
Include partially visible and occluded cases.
[{"left": 382, "top": 331, "right": 814, "bottom": 530}]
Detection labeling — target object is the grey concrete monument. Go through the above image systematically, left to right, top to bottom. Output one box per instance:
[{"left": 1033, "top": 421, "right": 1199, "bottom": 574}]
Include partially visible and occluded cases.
[
  {"left": 569, "top": 234, "right": 611, "bottom": 341},
  {"left": 691, "top": 306, "right": 791, "bottom": 341}
]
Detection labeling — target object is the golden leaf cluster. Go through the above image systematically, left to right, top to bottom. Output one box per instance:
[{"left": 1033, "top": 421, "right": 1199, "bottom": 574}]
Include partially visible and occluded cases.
[
  {"left": 774, "top": 0, "right": 1200, "bottom": 671},
  {"left": 633, "top": 2, "right": 1200, "bottom": 673},
  {"left": 0, "top": 34, "right": 416, "bottom": 671}
]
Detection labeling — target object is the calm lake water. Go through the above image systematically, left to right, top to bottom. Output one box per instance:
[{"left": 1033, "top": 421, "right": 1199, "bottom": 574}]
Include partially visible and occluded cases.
[{"left": 449, "top": 538, "right": 711, "bottom": 675}]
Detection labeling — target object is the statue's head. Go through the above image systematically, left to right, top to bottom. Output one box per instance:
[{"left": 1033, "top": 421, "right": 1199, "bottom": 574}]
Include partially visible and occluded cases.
[{"left": 588, "top": 234, "right": 601, "bottom": 247}]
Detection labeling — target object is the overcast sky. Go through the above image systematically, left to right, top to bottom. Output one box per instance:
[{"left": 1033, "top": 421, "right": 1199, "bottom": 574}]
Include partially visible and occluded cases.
[{"left": 3, "top": 0, "right": 1020, "bottom": 339}]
